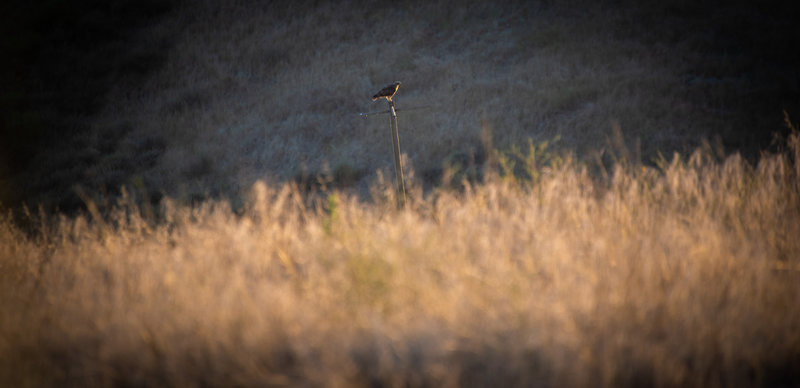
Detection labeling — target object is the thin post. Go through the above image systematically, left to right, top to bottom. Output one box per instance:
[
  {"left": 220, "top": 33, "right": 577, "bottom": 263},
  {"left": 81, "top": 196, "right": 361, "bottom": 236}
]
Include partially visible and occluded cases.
[{"left": 389, "top": 100, "right": 407, "bottom": 207}]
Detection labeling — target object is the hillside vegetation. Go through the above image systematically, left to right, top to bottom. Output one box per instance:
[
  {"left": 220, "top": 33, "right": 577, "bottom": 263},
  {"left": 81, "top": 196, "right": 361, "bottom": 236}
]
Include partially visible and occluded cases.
[
  {"left": 3, "top": 0, "right": 798, "bottom": 211},
  {"left": 2, "top": 129, "right": 799, "bottom": 387}
]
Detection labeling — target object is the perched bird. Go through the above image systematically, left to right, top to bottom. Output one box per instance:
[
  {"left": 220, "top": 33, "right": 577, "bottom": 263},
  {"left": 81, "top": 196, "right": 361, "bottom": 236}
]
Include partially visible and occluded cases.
[{"left": 372, "top": 82, "right": 401, "bottom": 101}]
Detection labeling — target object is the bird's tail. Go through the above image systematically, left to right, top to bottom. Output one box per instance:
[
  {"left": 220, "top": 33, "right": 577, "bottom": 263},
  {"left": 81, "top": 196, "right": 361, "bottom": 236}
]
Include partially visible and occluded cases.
[{"left": 372, "top": 95, "right": 379, "bottom": 101}]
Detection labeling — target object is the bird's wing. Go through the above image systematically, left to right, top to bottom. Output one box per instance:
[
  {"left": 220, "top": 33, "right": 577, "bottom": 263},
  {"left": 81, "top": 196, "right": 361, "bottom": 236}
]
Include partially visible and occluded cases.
[{"left": 379, "top": 85, "right": 394, "bottom": 96}]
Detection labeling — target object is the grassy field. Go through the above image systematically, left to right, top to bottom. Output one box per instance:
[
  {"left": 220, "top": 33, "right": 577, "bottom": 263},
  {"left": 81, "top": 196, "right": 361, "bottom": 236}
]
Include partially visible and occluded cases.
[
  {"left": 2, "top": 0, "right": 800, "bottom": 386},
  {"left": 2, "top": 128, "right": 800, "bottom": 387}
]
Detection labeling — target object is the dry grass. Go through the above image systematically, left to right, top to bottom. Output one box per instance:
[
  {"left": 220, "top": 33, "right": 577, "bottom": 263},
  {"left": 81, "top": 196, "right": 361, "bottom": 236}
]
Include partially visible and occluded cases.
[
  {"left": 3, "top": 1, "right": 800, "bottom": 386},
  {"left": 2, "top": 128, "right": 799, "bottom": 387}
]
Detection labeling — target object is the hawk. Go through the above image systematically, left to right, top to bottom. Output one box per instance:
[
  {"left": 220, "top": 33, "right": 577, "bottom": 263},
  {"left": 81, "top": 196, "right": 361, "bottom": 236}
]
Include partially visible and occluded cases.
[{"left": 372, "top": 82, "right": 401, "bottom": 101}]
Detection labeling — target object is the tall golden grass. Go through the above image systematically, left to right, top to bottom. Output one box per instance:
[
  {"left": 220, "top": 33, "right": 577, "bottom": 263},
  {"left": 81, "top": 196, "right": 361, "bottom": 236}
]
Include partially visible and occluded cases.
[{"left": 2, "top": 128, "right": 799, "bottom": 387}]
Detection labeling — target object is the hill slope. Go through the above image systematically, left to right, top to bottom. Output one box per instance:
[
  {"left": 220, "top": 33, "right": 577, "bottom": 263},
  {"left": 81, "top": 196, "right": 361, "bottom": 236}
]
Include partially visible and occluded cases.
[{"left": 3, "top": 0, "right": 799, "bottom": 210}]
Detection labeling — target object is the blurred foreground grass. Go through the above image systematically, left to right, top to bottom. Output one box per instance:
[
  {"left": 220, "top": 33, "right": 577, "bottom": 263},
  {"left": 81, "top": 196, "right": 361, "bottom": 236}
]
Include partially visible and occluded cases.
[{"left": 1, "top": 129, "right": 800, "bottom": 387}]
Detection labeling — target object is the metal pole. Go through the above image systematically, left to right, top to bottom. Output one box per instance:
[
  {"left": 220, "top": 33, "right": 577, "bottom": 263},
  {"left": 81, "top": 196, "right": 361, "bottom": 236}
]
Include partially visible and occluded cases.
[{"left": 389, "top": 101, "right": 407, "bottom": 207}]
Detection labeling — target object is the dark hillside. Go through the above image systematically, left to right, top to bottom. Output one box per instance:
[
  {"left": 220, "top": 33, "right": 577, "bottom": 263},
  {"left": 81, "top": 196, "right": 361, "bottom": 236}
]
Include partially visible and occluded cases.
[
  {"left": 0, "top": 0, "right": 175, "bottom": 213},
  {"left": 2, "top": 0, "right": 798, "bottom": 213}
]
